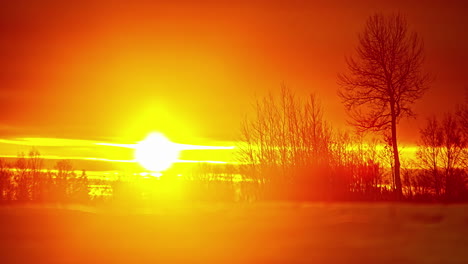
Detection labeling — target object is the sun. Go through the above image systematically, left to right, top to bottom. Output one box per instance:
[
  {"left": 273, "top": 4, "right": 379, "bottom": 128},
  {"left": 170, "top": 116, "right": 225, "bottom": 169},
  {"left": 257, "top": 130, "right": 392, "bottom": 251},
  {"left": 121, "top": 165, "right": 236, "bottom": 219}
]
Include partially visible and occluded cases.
[{"left": 134, "top": 132, "right": 180, "bottom": 172}]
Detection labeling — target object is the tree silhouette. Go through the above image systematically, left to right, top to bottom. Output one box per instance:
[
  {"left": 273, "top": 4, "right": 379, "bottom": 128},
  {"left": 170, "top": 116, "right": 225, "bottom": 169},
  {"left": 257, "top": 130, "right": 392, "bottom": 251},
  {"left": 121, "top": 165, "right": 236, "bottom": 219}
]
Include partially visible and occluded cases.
[
  {"left": 338, "top": 13, "right": 430, "bottom": 198},
  {"left": 239, "top": 86, "right": 332, "bottom": 200},
  {"left": 417, "top": 112, "right": 468, "bottom": 201},
  {"left": 439, "top": 113, "right": 467, "bottom": 201},
  {"left": 417, "top": 117, "right": 444, "bottom": 197},
  {"left": 27, "top": 149, "right": 43, "bottom": 201},
  {"left": 15, "top": 153, "right": 30, "bottom": 201},
  {"left": 0, "top": 158, "right": 13, "bottom": 201},
  {"left": 54, "top": 160, "right": 75, "bottom": 202}
]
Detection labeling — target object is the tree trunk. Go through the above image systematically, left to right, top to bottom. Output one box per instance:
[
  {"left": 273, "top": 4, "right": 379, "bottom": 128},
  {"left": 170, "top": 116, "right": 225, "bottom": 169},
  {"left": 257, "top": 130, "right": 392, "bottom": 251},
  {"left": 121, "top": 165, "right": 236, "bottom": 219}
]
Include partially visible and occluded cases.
[{"left": 391, "top": 115, "right": 403, "bottom": 200}]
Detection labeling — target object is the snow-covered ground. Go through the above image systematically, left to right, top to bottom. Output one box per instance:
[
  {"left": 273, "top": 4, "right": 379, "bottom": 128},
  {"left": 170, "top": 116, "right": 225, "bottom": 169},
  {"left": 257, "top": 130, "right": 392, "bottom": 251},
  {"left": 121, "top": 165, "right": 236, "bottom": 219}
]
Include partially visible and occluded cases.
[{"left": 1, "top": 203, "right": 467, "bottom": 263}]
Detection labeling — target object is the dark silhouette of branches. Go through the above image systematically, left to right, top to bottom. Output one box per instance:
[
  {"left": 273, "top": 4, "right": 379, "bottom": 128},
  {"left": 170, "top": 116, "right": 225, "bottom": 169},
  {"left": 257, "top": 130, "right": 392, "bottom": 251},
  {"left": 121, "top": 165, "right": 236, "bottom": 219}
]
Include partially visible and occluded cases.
[
  {"left": 338, "top": 13, "right": 430, "bottom": 198},
  {"left": 239, "top": 86, "right": 333, "bottom": 199},
  {"left": 239, "top": 86, "right": 392, "bottom": 201},
  {"left": 417, "top": 112, "right": 468, "bottom": 201},
  {"left": 440, "top": 113, "right": 467, "bottom": 201},
  {"left": 417, "top": 117, "right": 443, "bottom": 196},
  {"left": 0, "top": 150, "right": 91, "bottom": 204},
  {"left": 0, "top": 158, "right": 13, "bottom": 201}
]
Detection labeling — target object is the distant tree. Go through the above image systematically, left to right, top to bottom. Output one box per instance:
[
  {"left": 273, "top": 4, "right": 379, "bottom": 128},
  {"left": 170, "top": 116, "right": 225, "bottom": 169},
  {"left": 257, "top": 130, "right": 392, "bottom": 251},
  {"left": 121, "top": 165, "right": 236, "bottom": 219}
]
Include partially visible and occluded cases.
[
  {"left": 338, "top": 13, "right": 430, "bottom": 198},
  {"left": 239, "top": 86, "right": 332, "bottom": 200},
  {"left": 417, "top": 112, "right": 468, "bottom": 201},
  {"left": 439, "top": 113, "right": 467, "bottom": 201},
  {"left": 417, "top": 117, "right": 443, "bottom": 197},
  {"left": 329, "top": 132, "right": 386, "bottom": 200},
  {"left": 27, "top": 149, "right": 43, "bottom": 201},
  {"left": 11, "top": 150, "right": 44, "bottom": 201},
  {"left": 15, "top": 153, "right": 30, "bottom": 201},
  {"left": 0, "top": 159, "right": 13, "bottom": 201},
  {"left": 54, "top": 160, "right": 75, "bottom": 202},
  {"left": 69, "top": 170, "right": 89, "bottom": 203}
]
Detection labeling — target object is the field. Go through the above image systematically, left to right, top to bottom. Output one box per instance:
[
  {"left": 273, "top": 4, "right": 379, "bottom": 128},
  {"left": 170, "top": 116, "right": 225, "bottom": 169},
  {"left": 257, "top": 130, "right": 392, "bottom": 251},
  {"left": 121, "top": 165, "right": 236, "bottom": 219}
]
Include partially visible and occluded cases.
[{"left": 1, "top": 203, "right": 468, "bottom": 263}]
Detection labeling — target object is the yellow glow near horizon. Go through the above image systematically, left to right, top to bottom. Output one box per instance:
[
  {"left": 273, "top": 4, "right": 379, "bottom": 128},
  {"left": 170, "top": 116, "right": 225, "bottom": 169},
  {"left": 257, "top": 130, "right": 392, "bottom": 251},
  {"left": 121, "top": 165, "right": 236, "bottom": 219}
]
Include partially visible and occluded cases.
[{"left": 134, "top": 132, "right": 180, "bottom": 172}]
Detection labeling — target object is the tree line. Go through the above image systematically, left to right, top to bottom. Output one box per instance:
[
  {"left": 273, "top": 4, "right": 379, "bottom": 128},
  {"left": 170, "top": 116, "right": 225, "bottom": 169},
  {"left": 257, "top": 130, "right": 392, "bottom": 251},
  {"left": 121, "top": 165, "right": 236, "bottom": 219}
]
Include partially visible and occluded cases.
[
  {"left": 238, "top": 13, "right": 467, "bottom": 202},
  {"left": 238, "top": 86, "right": 467, "bottom": 202},
  {"left": 0, "top": 150, "right": 89, "bottom": 203}
]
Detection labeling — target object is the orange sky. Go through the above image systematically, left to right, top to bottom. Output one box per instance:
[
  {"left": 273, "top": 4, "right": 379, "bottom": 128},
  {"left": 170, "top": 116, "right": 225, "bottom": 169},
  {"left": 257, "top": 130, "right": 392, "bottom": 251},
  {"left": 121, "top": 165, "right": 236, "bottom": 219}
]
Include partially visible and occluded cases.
[{"left": 1, "top": 0, "right": 467, "bottom": 164}]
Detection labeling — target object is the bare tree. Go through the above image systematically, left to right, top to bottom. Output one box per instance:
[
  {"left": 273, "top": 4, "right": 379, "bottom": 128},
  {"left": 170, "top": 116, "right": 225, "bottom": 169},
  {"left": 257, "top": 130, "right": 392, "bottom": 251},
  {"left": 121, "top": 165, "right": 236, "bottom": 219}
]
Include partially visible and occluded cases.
[
  {"left": 338, "top": 13, "right": 430, "bottom": 198},
  {"left": 239, "top": 86, "right": 332, "bottom": 200},
  {"left": 417, "top": 112, "right": 468, "bottom": 201},
  {"left": 440, "top": 113, "right": 467, "bottom": 200},
  {"left": 417, "top": 117, "right": 443, "bottom": 196},
  {"left": 27, "top": 149, "right": 43, "bottom": 201},
  {"left": 15, "top": 153, "right": 30, "bottom": 201},
  {"left": 0, "top": 159, "right": 13, "bottom": 201},
  {"left": 54, "top": 160, "right": 75, "bottom": 202}
]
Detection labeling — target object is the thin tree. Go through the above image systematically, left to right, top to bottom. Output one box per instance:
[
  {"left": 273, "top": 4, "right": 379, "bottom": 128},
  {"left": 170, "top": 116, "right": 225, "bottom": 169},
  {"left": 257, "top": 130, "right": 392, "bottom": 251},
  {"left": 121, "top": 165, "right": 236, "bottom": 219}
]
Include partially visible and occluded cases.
[
  {"left": 338, "top": 13, "right": 430, "bottom": 198},
  {"left": 238, "top": 86, "right": 332, "bottom": 200},
  {"left": 439, "top": 113, "right": 466, "bottom": 200},
  {"left": 417, "top": 117, "right": 443, "bottom": 197}
]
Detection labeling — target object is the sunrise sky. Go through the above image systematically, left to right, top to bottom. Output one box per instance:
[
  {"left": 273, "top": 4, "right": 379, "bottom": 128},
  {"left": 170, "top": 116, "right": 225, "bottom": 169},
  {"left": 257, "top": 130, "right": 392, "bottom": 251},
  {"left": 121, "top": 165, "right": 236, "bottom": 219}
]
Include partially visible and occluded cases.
[{"left": 1, "top": 0, "right": 467, "bottom": 169}]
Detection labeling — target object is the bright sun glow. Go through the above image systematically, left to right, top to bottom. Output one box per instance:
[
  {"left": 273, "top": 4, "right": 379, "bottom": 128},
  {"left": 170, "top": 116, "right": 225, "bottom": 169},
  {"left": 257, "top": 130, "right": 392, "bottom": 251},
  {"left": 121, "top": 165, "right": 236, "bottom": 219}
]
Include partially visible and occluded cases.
[{"left": 134, "top": 132, "right": 180, "bottom": 172}]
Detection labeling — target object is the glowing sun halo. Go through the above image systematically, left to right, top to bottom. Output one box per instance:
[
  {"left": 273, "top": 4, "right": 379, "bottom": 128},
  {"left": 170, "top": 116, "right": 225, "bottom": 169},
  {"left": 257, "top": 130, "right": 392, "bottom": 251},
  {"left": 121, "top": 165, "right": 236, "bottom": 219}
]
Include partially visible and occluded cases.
[{"left": 134, "top": 132, "right": 180, "bottom": 172}]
